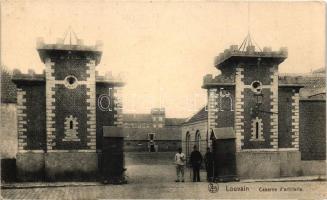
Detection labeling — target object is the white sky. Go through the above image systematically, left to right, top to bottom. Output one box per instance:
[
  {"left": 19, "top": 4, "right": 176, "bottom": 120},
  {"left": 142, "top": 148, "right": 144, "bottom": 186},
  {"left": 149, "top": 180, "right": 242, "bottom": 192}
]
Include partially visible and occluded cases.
[{"left": 1, "top": 0, "right": 325, "bottom": 118}]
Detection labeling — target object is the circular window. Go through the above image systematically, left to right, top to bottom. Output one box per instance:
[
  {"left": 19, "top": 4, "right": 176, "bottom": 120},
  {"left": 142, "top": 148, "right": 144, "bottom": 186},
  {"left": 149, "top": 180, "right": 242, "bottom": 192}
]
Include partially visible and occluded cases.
[
  {"left": 64, "top": 75, "right": 78, "bottom": 89},
  {"left": 251, "top": 80, "right": 262, "bottom": 94}
]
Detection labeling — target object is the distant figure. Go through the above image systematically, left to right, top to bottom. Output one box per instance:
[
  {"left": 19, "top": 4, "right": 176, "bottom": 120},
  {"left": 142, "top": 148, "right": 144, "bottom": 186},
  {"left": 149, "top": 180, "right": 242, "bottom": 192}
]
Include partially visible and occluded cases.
[
  {"left": 190, "top": 145, "right": 203, "bottom": 182},
  {"left": 175, "top": 147, "right": 185, "bottom": 182},
  {"left": 204, "top": 147, "right": 214, "bottom": 181}
]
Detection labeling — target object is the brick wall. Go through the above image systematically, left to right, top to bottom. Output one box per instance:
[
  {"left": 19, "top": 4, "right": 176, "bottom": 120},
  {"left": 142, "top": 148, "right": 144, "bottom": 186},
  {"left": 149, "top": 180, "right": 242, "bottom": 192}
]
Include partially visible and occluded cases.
[
  {"left": 45, "top": 51, "right": 98, "bottom": 151},
  {"left": 54, "top": 57, "right": 89, "bottom": 81},
  {"left": 243, "top": 62, "right": 271, "bottom": 85},
  {"left": 16, "top": 84, "right": 46, "bottom": 152},
  {"left": 96, "top": 84, "right": 115, "bottom": 150},
  {"left": 24, "top": 85, "right": 46, "bottom": 150},
  {"left": 54, "top": 85, "right": 88, "bottom": 149},
  {"left": 215, "top": 87, "right": 235, "bottom": 129},
  {"left": 278, "top": 87, "right": 293, "bottom": 148},
  {"left": 243, "top": 88, "right": 272, "bottom": 149},
  {"left": 300, "top": 100, "right": 326, "bottom": 160}
]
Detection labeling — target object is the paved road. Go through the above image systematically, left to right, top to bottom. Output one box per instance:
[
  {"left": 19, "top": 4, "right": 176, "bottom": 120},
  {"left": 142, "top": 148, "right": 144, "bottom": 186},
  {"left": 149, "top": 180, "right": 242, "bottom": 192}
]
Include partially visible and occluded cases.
[{"left": 2, "top": 164, "right": 327, "bottom": 199}]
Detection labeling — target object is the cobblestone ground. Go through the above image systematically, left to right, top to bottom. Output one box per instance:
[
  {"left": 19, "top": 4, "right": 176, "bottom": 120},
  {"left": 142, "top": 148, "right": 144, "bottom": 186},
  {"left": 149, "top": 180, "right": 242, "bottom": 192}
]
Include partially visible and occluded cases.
[{"left": 2, "top": 164, "right": 327, "bottom": 199}]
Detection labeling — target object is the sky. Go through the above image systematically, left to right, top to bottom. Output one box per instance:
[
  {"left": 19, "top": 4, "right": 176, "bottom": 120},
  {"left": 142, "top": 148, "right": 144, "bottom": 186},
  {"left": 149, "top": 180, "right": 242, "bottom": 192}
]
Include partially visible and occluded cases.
[{"left": 1, "top": 0, "right": 325, "bottom": 118}]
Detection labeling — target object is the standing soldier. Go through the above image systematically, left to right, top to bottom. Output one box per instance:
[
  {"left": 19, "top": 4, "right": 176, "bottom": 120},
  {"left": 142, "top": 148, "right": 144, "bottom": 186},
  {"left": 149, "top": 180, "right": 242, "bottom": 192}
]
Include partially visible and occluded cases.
[
  {"left": 190, "top": 145, "right": 203, "bottom": 182},
  {"left": 175, "top": 147, "right": 185, "bottom": 182},
  {"left": 204, "top": 147, "right": 214, "bottom": 181}
]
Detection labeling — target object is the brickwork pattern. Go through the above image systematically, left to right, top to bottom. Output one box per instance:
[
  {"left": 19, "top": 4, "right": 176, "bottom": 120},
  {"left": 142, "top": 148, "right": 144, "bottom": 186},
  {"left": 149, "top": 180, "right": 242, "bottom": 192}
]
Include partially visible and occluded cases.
[
  {"left": 45, "top": 58, "right": 56, "bottom": 150},
  {"left": 86, "top": 60, "right": 96, "bottom": 150},
  {"left": 270, "top": 66, "right": 279, "bottom": 148},
  {"left": 235, "top": 67, "right": 245, "bottom": 151},
  {"left": 113, "top": 87, "right": 123, "bottom": 127},
  {"left": 17, "top": 88, "right": 27, "bottom": 152},
  {"left": 208, "top": 88, "right": 218, "bottom": 133},
  {"left": 277, "top": 88, "right": 293, "bottom": 148},
  {"left": 291, "top": 92, "right": 300, "bottom": 149},
  {"left": 299, "top": 101, "right": 326, "bottom": 160}
]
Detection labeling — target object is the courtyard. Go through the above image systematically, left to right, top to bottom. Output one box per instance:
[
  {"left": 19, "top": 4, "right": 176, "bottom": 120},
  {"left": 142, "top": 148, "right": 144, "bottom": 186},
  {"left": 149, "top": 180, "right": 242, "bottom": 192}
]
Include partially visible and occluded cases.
[{"left": 2, "top": 158, "right": 327, "bottom": 200}]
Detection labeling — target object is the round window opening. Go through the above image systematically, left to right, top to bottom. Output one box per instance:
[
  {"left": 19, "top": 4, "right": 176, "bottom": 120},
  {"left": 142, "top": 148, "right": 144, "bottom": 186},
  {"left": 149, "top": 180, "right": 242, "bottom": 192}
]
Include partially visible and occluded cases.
[
  {"left": 64, "top": 75, "right": 78, "bottom": 89},
  {"left": 251, "top": 81, "right": 262, "bottom": 94}
]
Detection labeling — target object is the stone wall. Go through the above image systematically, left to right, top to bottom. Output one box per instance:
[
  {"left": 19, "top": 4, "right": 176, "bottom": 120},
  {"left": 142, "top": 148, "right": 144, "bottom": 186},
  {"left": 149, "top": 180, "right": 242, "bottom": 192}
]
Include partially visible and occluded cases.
[
  {"left": 0, "top": 103, "right": 17, "bottom": 158},
  {"left": 236, "top": 150, "right": 302, "bottom": 179}
]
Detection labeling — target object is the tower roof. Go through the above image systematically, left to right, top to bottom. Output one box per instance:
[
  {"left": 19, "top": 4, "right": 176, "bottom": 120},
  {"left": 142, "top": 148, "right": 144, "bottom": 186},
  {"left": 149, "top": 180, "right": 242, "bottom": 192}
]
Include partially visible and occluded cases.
[
  {"left": 36, "top": 27, "right": 103, "bottom": 65},
  {"left": 214, "top": 44, "right": 288, "bottom": 69}
]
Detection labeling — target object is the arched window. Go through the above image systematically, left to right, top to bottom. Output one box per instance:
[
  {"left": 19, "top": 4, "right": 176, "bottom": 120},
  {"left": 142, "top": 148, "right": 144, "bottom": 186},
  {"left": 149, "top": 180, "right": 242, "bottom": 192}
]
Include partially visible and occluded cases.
[
  {"left": 250, "top": 117, "right": 264, "bottom": 141},
  {"left": 195, "top": 130, "right": 201, "bottom": 152},
  {"left": 186, "top": 132, "right": 190, "bottom": 158}
]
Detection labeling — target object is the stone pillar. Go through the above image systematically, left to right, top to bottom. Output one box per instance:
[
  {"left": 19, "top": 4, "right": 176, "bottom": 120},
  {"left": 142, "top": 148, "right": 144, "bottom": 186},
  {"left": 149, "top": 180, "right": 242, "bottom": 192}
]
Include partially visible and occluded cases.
[
  {"left": 45, "top": 58, "right": 56, "bottom": 151},
  {"left": 86, "top": 59, "right": 96, "bottom": 150},
  {"left": 270, "top": 66, "right": 279, "bottom": 149},
  {"left": 235, "top": 67, "right": 245, "bottom": 152},
  {"left": 113, "top": 87, "right": 123, "bottom": 127},
  {"left": 17, "top": 88, "right": 27, "bottom": 152},
  {"left": 208, "top": 88, "right": 218, "bottom": 145},
  {"left": 291, "top": 91, "right": 300, "bottom": 149}
]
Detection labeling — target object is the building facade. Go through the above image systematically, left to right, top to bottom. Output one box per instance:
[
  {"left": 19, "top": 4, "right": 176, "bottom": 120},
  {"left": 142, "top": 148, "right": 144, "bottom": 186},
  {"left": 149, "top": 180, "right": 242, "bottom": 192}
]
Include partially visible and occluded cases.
[
  {"left": 12, "top": 37, "right": 124, "bottom": 181},
  {"left": 182, "top": 44, "right": 326, "bottom": 179},
  {"left": 181, "top": 107, "right": 208, "bottom": 161},
  {"left": 123, "top": 108, "right": 185, "bottom": 152},
  {"left": 123, "top": 108, "right": 185, "bottom": 129},
  {"left": 124, "top": 127, "right": 181, "bottom": 152}
]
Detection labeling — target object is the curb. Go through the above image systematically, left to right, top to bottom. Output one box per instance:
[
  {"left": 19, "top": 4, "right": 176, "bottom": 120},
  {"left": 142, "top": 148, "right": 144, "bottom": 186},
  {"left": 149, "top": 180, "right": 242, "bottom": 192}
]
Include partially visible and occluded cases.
[
  {"left": 2, "top": 176, "right": 326, "bottom": 189},
  {"left": 241, "top": 176, "right": 326, "bottom": 183},
  {"left": 1, "top": 182, "right": 102, "bottom": 189}
]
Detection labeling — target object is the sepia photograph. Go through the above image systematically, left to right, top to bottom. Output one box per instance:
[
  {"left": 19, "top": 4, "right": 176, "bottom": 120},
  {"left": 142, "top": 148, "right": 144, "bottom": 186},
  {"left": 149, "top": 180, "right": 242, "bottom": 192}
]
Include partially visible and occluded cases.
[{"left": 0, "top": 0, "right": 326, "bottom": 199}]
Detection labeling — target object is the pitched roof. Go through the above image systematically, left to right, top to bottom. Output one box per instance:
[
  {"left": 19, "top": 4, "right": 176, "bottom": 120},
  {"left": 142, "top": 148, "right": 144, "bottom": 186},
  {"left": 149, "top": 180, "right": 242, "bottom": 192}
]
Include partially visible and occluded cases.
[
  {"left": 278, "top": 70, "right": 326, "bottom": 100},
  {"left": 184, "top": 106, "right": 208, "bottom": 124},
  {"left": 165, "top": 118, "right": 186, "bottom": 126},
  {"left": 124, "top": 127, "right": 181, "bottom": 141}
]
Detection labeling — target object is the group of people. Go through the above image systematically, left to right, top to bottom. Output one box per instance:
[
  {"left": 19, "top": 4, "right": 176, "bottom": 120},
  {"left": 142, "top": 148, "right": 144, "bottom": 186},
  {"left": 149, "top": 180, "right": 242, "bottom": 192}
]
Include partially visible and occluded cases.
[{"left": 174, "top": 145, "right": 213, "bottom": 182}]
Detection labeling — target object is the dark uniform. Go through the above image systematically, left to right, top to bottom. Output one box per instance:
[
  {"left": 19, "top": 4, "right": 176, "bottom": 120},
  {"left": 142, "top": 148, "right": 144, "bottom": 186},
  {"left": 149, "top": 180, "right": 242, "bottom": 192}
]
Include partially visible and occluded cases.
[
  {"left": 190, "top": 149, "right": 203, "bottom": 182},
  {"left": 204, "top": 150, "right": 214, "bottom": 181}
]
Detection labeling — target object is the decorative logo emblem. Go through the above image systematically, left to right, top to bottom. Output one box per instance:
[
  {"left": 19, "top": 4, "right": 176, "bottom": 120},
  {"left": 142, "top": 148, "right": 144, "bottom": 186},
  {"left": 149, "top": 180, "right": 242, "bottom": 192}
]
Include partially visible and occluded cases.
[{"left": 208, "top": 182, "right": 219, "bottom": 193}]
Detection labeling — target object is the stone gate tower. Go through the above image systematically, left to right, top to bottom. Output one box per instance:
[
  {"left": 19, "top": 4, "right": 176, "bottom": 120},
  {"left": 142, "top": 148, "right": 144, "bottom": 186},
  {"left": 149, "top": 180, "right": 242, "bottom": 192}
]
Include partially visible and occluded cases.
[
  {"left": 13, "top": 33, "right": 124, "bottom": 181},
  {"left": 37, "top": 38, "right": 101, "bottom": 152},
  {"left": 203, "top": 44, "right": 303, "bottom": 178}
]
